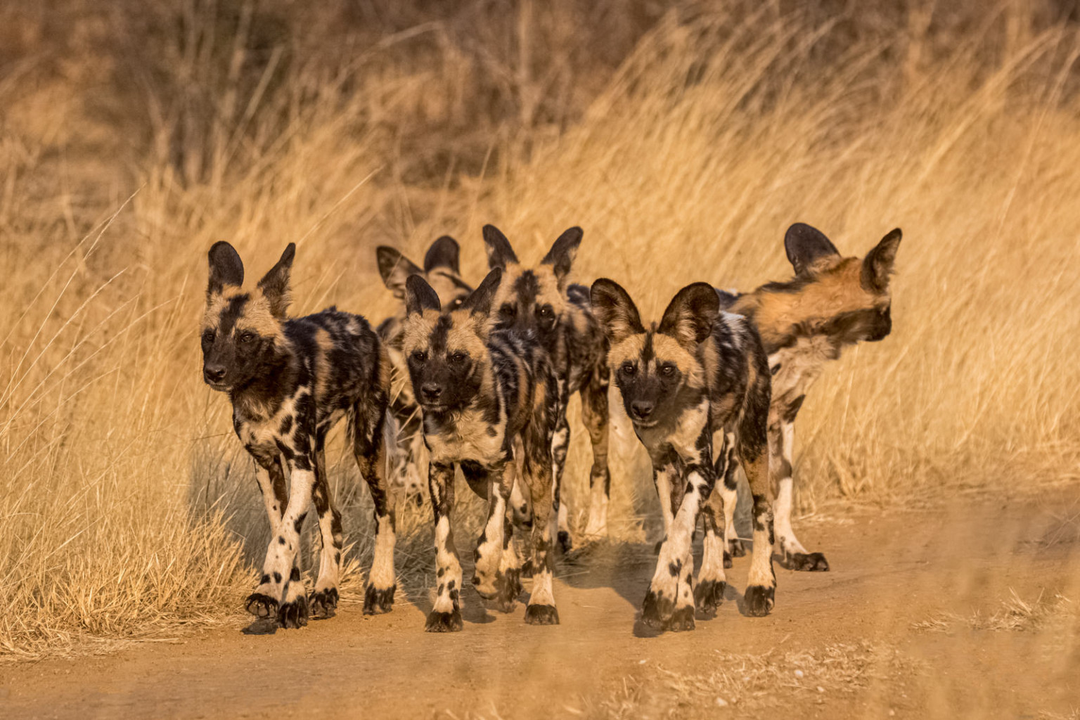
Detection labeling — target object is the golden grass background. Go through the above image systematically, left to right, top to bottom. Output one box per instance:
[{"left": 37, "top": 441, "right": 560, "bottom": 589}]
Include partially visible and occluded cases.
[{"left": 2, "top": 0, "right": 1079, "bottom": 657}]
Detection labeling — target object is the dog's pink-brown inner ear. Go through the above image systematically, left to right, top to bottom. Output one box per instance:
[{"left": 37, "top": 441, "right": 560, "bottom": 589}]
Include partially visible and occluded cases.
[
  {"left": 861, "top": 228, "right": 902, "bottom": 293},
  {"left": 207, "top": 241, "right": 244, "bottom": 297},
  {"left": 590, "top": 278, "right": 644, "bottom": 345},
  {"left": 658, "top": 282, "right": 720, "bottom": 348}
]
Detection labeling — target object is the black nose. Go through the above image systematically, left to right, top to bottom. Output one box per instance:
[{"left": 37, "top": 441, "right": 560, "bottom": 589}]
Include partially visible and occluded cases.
[
  {"left": 204, "top": 365, "right": 226, "bottom": 384},
  {"left": 421, "top": 383, "right": 443, "bottom": 402},
  {"left": 630, "top": 400, "right": 654, "bottom": 421}
]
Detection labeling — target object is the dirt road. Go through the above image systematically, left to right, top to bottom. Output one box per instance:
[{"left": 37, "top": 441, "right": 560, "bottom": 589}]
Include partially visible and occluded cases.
[{"left": 4, "top": 490, "right": 1080, "bottom": 719}]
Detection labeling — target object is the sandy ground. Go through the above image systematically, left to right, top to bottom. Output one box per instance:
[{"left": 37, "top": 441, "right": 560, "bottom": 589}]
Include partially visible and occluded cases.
[{"left": 3, "top": 490, "right": 1080, "bottom": 720}]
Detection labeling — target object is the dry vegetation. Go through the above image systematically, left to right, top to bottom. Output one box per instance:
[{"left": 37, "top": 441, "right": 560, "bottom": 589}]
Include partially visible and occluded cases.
[{"left": 2, "top": 0, "right": 1080, "bottom": 658}]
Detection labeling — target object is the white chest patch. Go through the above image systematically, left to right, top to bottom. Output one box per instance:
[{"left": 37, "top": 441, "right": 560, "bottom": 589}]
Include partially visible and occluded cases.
[{"left": 768, "top": 336, "right": 837, "bottom": 404}]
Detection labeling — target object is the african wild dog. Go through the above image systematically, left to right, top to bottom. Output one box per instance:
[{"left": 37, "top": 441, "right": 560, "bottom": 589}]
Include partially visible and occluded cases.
[
  {"left": 712, "top": 223, "right": 902, "bottom": 572},
  {"left": 483, "top": 225, "right": 611, "bottom": 551},
  {"left": 376, "top": 237, "right": 474, "bottom": 506},
  {"left": 202, "top": 242, "right": 396, "bottom": 627},
  {"left": 402, "top": 269, "right": 562, "bottom": 631},
  {"left": 591, "top": 279, "right": 775, "bottom": 630}
]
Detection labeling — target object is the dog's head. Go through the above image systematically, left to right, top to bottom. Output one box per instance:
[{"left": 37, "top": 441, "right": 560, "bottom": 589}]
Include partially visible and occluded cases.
[
  {"left": 482, "top": 224, "right": 582, "bottom": 348},
  {"left": 201, "top": 242, "right": 293, "bottom": 392},
  {"left": 401, "top": 268, "right": 501, "bottom": 413},
  {"left": 591, "top": 279, "right": 718, "bottom": 429}
]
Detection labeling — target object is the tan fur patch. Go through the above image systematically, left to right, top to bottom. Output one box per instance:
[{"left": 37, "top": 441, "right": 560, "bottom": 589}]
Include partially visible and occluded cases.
[
  {"left": 235, "top": 290, "right": 283, "bottom": 338},
  {"left": 402, "top": 310, "right": 439, "bottom": 355},
  {"left": 447, "top": 310, "right": 489, "bottom": 356},
  {"left": 651, "top": 334, "right": 705, "bottom": 390}
]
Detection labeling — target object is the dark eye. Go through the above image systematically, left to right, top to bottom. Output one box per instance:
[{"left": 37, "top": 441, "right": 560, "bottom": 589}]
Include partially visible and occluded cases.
[
  {"left": 448, "top": 297, "right": 465, "bottom": 311},
  {"left": 538, "top": 306, "right": 555, "bottom": 322},
  {"left": 201, "top": 330, "right": 215, "bottom": 348},
  {"left": 238, "top": 331, "right": 257, "bottom": 345},
  {"left": 411, "top": 350, "right": 428, "bottom": 363},
  {"left": 450, "top": 351, "right": 468, "bottom": 364},
  {"left": 620, "top": 362, "right": 635, "bottom": 376},
  {"left": 660, "top": 364, "right": 677, "bottom": 377}
]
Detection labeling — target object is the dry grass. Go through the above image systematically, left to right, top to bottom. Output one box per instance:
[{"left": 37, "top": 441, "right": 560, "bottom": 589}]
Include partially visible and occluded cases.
[
  {"left": 2, "top": 0, "right": 1080, "bottom": 658},
  {"left": 914, "top": 590, "right": 1079, "bottom": 634},
  {"left": 579, "top": 642, "right": 921, "bottom": 718}
]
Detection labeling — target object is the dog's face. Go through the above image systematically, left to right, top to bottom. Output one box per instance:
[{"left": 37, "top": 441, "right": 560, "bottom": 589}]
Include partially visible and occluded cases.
[
  {"left": 768, "top": 223, "right": 903, "bottom": 345},
  {"left": 482, "top": 225, "right": 581, "bottom": 347},
  {"left": 377, "top": 236, "right": 473, "bottom": 313},
  {"left": 201, "top": 242, "right": 293, "bottom": 392},
  {"left": 401, "top": 269, "right": 501, "bottom": 413},
  {"left": 590, "top": 280, "right": 718, "bottom": 429}
]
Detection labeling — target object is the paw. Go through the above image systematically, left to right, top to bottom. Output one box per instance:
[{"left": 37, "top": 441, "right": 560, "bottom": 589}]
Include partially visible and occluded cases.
[
  {"left": 557, "top": 530, "right": 573, "bottom": 555},
  {"left": 729, "top": 538, "right": 747, "bottom": 557},
  {"left": 786, "top": 552, "right": 829, "bottom": 572},
  {"left": 694, "top": 579, "right": 727, "bottom": 616},
  {"left": 363, "top": 584, "right": 396, "bottom": 615},
  {"left": 744, "top": 584, "right": 775, "bottom": 617},
  {"left": 309, "top": 588, "right": 339, "bottom": 619},
  {"left": 640, "top": 589, "right": 675, "bottom": 630},
  {"left": 245, "top": 593, "right": 279, "bottom": 620},
  {"left": 278, "top": 595, "right": 310, "bottom": 628},
  {"left": 524, "top": 604, "right": 560, "bottom": 625},
  {"left": 665, "top": 605, "right": 695, "bottom": 632},
  {"left": 425, "top": 609, "right": 463, "bottom": 633}
]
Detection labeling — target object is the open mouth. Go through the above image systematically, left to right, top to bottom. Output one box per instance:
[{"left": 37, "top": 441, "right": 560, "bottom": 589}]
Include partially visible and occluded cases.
[
  {"left": 420, "top": 402, "right": 448, "bottom": 413},
  {"left": 632, "top": 419, "right": 659, "bottom": 429}
]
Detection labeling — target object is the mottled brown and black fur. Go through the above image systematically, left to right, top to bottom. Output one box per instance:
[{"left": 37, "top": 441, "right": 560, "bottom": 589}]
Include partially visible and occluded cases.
[
  {"left": 714, "top": 223, "right": 902, "bottom": 572},
  {"left": 483, "top": 225, "right": 611, "bottom": 551},
  {"left": 376, "top": 237, "right": 474, "bottom": 506},
  {"left": 201, "top": 242, "right": 396, "bottom": 628},
  {"left": 402, "top": 269, "right": 562, "bottom": 632},
  {"left": 591, "top": 279, "right": 776, "bottom": 631}
]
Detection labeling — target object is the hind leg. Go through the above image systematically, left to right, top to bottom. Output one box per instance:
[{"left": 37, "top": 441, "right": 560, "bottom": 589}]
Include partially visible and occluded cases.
[
  {"left": 581, "top": 365, "right": 612, "bottom": 540},
  {"left": 353, "top": 406, "right": 397, "bottom": 615},
  {"left": 771, "top": 419, "right": 828, "bottom": 571},
  {"left": 713, "top": 430, "right": 744, "bottom": 567},
  {"left": 310, "top": 446, "right": 343, "bottom": 619},
  {"left": 522, "top": 448, "right": 559, "bottom": 626},
  {"left": 741, "top": 448, "right": 776, "bottom": 617},
  {"left": 697, "top": 473, "right": 729, "bottom": 617}
]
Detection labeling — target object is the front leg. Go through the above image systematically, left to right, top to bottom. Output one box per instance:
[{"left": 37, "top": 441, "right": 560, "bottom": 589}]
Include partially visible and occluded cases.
[
  {"left": 353, "top": 406, "right": 398, "bottom": 615},
  {"left": 771, "top": 418, "right": 828, "bottom": 571},
  {"left": 713, "top": 430, "right": 745, "bottom": 567},
  {"left": 310, "top": 446, "right": 343, "bottom": 619},
  {"left": 741, "top": 449, "right": 777, "bottom": 617},
  {"left": 523, "top": 450, "right": 559, "bottom": 625},
  {"left": 245, "top": 454, "right": 296, "bottom": 621},
  {"left": 258, "top": 454, "right": 317, "bottom": 628},
  {"left": 644, "top": 461, "right": 711, "bottom": 632},
  {"left": 426, "top": 462, "right": 463, "bottom": 632}
]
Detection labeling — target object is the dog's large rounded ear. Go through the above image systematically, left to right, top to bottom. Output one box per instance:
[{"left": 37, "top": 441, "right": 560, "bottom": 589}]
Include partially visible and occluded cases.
[
  {"left": 784, "top": 223, "right": 840, "bottom": 275},
  {"left": 483, "top": 225, "right": 519, "bottom": 270},
  {"left": 541, "top": 226, "right": 583, "bottom": 289},
  {"left": 862, "top": 228, "right": 902, "bottom": 293},
  {"left": 424, "top": 236, "right": 461, "bottom": 274},
  {"left": 207, "top": 242, "right": 244, "bottom": 297},
  {"left": 257, "top": 243, "right": 295, "bottom": 318},
  {"left": 377, "top": 246, "right": 423, "bottom": 299},
  {"left": 461, "top": 268, "right": 502, "bottom": 318},
  {"left": 405, "top": 274, "right": 441, "bottom": 316},
  {"left": 590, "top": 278, "right": 645, "bottom": 345},
  {"left": 658, "top": 282, "right": 720, "bottom": 348}
]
